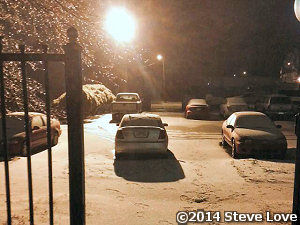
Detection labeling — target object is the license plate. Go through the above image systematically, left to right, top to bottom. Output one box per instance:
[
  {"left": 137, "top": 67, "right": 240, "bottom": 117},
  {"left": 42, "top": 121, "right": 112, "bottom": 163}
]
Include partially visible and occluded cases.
[
  {"left": 196, "top": 108, "right": 203, "bottom": 111},
  {"left": 278, "top": 112, "right": 284, "bottom": 115},
  {"left": 134, "top": 130, "right": 149, "bottom": 138}
]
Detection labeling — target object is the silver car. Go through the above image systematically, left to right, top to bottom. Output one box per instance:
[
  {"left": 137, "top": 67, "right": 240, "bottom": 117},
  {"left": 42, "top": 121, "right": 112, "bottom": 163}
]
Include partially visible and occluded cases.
[{"left": 115, "top": 113, "right": 168, "bottom": 158}]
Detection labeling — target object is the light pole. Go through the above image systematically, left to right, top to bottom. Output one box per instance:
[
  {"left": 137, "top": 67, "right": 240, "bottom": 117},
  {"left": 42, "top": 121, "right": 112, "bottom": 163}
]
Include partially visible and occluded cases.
[{"left": 157, "top": 54, "right": 165, "bottom": 100}]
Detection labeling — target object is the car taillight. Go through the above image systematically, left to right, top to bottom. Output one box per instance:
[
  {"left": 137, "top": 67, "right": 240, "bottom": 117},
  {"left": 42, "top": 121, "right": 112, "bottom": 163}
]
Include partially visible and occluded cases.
[
  {"left": 186, "top": 105, "right": 190, "bottom": 111},
  {"left": 116, "top": 130, "right": 124, "bottom": 139},
  {"left": 159, "top": 130, "right": 166, "bottom": 139}
]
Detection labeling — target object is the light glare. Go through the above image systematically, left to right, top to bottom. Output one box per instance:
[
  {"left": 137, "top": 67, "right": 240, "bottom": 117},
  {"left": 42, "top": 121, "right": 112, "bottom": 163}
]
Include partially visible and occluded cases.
[
  {"left": 105, "top": 7, "right": 136, "bottom": 43},
  {"left": 157, "top": 54, "right": 163, "bottom": 61}
]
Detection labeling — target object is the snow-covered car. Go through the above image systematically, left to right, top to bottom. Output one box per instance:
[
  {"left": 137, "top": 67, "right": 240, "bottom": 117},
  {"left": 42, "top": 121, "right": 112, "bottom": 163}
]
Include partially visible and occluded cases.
[
  {"left": 111, "top": 93, "right": 142, "bottom": 121},
  {"left": 255, "top": 94, "right": 294, "bottom": 119},
  {"left": 220, "top": 97, "right": 249, "bottom": 118},
  {"left": 185, "top": 99, "right": 209, "bottom": 119},
  {"left": 221, "top": 111, "right": 287, "bottom": 159},
  {"left": 0, "top": 112, "right": 62, "bottom": 157},
  {"left": 115, "top": 113, "right": 168, "bottom": 158}
]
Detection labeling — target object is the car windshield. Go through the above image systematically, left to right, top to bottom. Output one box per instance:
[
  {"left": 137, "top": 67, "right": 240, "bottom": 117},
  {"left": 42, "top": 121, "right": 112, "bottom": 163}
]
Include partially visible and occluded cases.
[
  {"left": 116, "top": 94, "right": 139, "bottom": 102},
  {"left": 270, "top": 97, "right": 291, "bottom": 104},
  {"left": 227, "top": 98, "right": 246, "bottom": 105},
  {"left": 188, "top": 99, "right": 207, "bottom": 105},
  {"left": 235, "top": 115, "right": 275, "bottom": 129},
  {"left": 121, "top": 118, "right": 163, "bottom": 127}
]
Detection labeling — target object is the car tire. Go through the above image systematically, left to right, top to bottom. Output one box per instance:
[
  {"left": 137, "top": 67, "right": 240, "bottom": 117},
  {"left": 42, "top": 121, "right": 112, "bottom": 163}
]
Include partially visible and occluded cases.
[
  {"left": 186, "top": 114, "right": 191, "bottom": 119},
  {"left": 52, "top": 131, "right": 59, "bottom": 146},
  {"left": 221, "top": 133, "right": 228, "bottom": 148},
  {"left": 231, "top": 139, "right": 240, "bottom": 159},
  {"left": 21, "top": 141, "right": 27, "bottom": 157},
  {"left": 279, "top": 150, "right": 286, "bottom": 160},
  {"left": 115, "top": 152, "right": 121, "bottom": 160}
]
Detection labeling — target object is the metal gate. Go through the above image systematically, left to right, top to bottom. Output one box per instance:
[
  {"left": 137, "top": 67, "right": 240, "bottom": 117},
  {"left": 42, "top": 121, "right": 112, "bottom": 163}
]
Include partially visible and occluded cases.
[{"left": 0, "top": 27, "right": 85, "bottom": 225}]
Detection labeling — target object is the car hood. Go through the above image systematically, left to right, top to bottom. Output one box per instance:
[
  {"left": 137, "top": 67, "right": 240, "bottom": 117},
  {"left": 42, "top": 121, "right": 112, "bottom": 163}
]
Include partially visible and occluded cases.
[{"left": 234, "top": 128, "right": 284, "bottom": 141}]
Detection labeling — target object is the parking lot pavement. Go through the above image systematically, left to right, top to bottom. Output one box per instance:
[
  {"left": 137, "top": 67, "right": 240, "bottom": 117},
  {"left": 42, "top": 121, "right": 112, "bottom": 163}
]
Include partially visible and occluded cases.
[{"left": 0, "top": 112, "right": 297, "bottom": 224}]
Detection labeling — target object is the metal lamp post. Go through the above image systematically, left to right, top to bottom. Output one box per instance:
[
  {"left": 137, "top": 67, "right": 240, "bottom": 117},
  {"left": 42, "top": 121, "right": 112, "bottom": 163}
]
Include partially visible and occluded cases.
[{"left": 157, "top": 54, "right": 166, "bottom": 100}]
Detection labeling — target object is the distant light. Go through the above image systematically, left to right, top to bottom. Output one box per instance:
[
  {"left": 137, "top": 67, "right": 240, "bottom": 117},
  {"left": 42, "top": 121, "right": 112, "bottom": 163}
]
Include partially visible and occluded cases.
[
  {"left": 295, "top": 0, "right": 300, "bottom": 22},
  {"left": 104, "top": 7, "right": 136, "bottom": 43},
  {"left": 157, "top": 54, "right": 163, "bottom": 61},
  {"left": 287, "top": 62, "right": 291, "bottom": 66},
  {"left": 243, "top": 71, "right": 247, "bottom": 75},
  {"left": 233, "top": 74, "right": 236, "bottom": 77},
  {"left": 297, "top": 77, "right": 300, "bottom": 83},
  {"left": 207, "top": 82, "right": 210, "bottom": 86}
]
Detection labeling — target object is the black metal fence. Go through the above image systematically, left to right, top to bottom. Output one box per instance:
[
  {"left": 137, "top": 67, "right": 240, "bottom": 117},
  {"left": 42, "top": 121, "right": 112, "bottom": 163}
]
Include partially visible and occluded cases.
[{"left": 0, "top": 27, "right": 85, "bottom": 225}]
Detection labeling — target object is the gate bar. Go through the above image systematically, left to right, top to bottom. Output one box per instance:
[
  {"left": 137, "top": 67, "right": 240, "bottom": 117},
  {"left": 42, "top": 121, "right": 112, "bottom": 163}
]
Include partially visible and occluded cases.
[
  {"left": 64, "top": 27, "right": 85, "bottom": 225},
  {"left": 0, "top": 36, "right": 12, "bottom": 225},
  {"left": 20, "top": 44, "right": 34, "bottom": 225},
  {"left": 42, "top": 45, "right": 54, "bottom": 225}
]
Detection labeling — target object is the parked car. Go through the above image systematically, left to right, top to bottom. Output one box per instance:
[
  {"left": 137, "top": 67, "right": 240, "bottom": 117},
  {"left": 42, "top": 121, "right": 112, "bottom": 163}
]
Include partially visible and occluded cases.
[
  {"left": 239, "top": 92, "right": 262, "bottom": 110},
  {"left": 111, "top": 93, "right": 142, "bottom": 122},
  {"left": 255, "top": 94, "right": 294, "bottom": 120},
  {"left": 220, "top": 97, "right": 249, "bottom": 118},
  {"left": 185, "top": 99, "right": 209, "bottom": 119},
  {"left": 221, "top": 111, "right": 287, "bottom": 159},
  {"left": 0, "top": 112, "right": 62, "bottom": 157},
  {"left": 115, "top": 113, "right": 168, "bottom": 158}
]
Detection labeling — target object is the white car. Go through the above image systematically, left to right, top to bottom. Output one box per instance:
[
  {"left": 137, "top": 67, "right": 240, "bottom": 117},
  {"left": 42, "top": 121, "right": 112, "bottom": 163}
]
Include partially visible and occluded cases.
[
  {"left": 220, "top": 97, "right": 249, "bottom": 118},
  {"left": 115, "top": 113, "right": 168, "bottom": 158}
]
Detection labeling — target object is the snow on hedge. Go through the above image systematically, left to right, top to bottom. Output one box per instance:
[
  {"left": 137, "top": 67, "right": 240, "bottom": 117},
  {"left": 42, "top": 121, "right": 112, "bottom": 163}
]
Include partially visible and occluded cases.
[{"left": 53, "top": 84, "right": 115, "bottom": 116}]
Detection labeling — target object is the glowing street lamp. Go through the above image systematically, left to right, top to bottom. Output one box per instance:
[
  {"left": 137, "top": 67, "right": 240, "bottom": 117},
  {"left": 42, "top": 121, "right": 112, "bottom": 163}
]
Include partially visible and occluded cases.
[
  {"left": 104, "top": 7, "right": 136, "bottom": 43},
  {"left": 157, "top": 54, "right": 166, "bottom": 99},
  {"left": 243, "top": 71, "right": 247, "bottom": 75}
]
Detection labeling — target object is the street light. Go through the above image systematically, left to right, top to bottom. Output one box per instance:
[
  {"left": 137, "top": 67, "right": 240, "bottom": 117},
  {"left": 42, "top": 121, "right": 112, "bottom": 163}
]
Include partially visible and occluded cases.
[
  {"left": 104, "top": 7, "right": 136, "bottom": 43},
  {"left": 157, "top": 54, "right": 166, "bottom": 99},
  {"left": 243, "top": 71, "right": 247, "bottom": 75}
]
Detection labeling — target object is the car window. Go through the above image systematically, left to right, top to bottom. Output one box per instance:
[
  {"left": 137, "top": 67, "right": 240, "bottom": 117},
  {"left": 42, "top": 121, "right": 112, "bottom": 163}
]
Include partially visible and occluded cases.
[
  {"left": 116, "top": 94, "right": 139, "bottom": 102},
  {"left": 270, "top": 97, "right": 291, "bottom": 104},
  {"left": 227, "top": 114, "right": 235, "bottom": 125},
  {"left": 234, "top": 115, "right": 275, "bottom": 129},
  {"left": 5, "top": 116, "right": 25, "bottom": 132},
  {"left": 31, "top": 116, "right": 44, "bottom": 128},
  {"left": 42, "top": 116, "right": 47, "bottom": 126},
  {"left": 121, "top": 118, "right": 163, "bottom": 127}
]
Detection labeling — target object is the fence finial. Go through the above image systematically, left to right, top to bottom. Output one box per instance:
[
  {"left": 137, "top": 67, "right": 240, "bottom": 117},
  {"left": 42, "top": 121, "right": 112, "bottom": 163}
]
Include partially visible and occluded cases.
[{"left": 67, "top": 27, "right": 78, "bottom": 43}]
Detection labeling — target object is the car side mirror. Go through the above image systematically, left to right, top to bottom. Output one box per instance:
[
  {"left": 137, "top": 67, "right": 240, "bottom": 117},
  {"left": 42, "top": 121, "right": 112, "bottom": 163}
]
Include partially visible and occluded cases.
[
  {"left": 163, "top": 123, "right": 168, "bottom": 127},
  {"left": 276, "top": 124, "right": 282, "bottom": 129},
  {"left": 226, "top": 125, "right": 234, "bottom": 130},
  {"left": 32, "top": 126, "right": 40, "bottom": 131}
]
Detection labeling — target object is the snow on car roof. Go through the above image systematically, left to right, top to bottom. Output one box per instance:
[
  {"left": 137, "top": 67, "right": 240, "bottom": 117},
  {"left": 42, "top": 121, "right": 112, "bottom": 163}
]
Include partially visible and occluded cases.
[
  {"left": 116, "top": 93, "right": 139, "bottom": 96},
  {"left": 188, "top": 99, "right": 207, "bottom": 105},
  {"left": 234, "top": 111, "right": 266, "bottom": 117},
  {"left": 7, "top": 112, "right": 45, "bottom": 117},
  {"left": 123, "top": 113, "right": 161, "bottom": 120}
]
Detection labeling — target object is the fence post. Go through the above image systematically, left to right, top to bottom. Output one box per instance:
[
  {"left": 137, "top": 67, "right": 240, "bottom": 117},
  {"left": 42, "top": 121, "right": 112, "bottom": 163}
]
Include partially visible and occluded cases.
[
  {"left": 63, "top": 27, "right": 85, "bottom": 225},
  {"left": 293, "top": 113, "right": 300, "bottom": 225}
]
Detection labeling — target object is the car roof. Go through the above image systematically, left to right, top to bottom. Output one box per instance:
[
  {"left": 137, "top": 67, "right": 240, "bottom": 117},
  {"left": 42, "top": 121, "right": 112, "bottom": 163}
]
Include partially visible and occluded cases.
[
  {"left": 116, "top": 93, "right": 139, "bottom": 96},
  {"left": 265, "top": 94, "right": 289, "bottom": 98},
  {"left": 188, "top": 99, "right": 207, "bottom": 105},
  {"left": 233, "top": 111, "right": 267, "bottom": 117},
  {"left": 7, "top": 112, "right": 45, "bottom": 117},
  {"left": 123, "top": 113, "right": 161, "bottom": 121}
]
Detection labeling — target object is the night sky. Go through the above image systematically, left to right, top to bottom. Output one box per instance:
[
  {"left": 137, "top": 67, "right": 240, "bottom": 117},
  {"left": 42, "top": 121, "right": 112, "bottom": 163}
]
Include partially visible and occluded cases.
[{"left": 127, "top": 0, "right": 300, "bottom": 85}]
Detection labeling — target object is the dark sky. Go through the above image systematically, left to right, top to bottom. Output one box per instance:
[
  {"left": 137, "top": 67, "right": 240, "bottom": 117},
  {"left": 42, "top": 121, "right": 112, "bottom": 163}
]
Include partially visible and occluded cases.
[{"left": 126, "top": 0, "right": 300, "bottom": 84}]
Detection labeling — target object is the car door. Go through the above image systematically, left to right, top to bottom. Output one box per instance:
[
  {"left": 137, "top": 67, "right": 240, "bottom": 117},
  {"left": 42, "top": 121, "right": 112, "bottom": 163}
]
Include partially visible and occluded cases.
[{"left": 31, "top": 115, "right": 46, "bottom": 149}]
